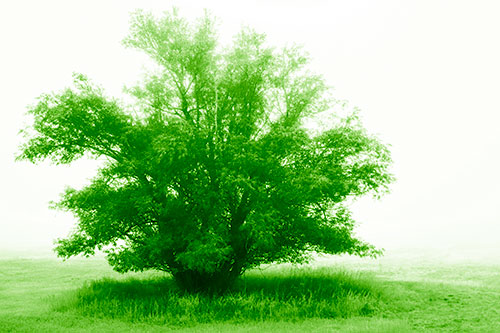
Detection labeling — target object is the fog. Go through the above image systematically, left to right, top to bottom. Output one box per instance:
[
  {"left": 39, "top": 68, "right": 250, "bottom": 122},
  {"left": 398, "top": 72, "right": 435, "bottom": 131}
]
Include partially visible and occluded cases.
[{"left": 1, "top": 0, "right": 499, "bottom": 258}]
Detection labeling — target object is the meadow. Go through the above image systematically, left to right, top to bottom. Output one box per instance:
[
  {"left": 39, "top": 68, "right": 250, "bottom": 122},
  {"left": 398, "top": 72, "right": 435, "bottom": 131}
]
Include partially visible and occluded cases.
[{"left": 1, "top": 248, "right": 499, "bottom": 332}]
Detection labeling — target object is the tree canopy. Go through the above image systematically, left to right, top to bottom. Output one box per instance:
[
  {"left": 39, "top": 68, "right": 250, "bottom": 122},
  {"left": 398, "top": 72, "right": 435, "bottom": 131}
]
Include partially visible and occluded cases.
[{"left": 17, "top": 10, "right": 394, "bottom": 293}]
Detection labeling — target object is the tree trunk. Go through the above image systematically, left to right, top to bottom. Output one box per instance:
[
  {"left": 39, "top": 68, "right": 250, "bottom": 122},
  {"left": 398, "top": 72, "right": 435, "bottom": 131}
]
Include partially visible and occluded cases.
[{"left": 172, "top": 264, "right": 243, "bottom": 294}]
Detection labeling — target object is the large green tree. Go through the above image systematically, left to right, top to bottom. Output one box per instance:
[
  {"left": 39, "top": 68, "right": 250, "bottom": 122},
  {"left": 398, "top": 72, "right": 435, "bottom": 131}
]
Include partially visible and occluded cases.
[{"left": 18, "top": 10, "right": 393, "bottom": 293}]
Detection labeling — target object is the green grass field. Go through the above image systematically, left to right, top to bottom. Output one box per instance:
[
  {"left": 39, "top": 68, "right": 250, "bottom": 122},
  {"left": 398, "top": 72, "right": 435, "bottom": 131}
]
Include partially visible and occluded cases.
[{"left": 1, "top": 250, "right": 499, "bottom": 332}]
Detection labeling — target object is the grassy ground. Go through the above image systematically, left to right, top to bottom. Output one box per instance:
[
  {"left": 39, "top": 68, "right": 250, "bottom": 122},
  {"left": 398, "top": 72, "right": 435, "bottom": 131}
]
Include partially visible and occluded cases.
[{"left": 0, "top": 250, "right": 499, "bottom": 332}]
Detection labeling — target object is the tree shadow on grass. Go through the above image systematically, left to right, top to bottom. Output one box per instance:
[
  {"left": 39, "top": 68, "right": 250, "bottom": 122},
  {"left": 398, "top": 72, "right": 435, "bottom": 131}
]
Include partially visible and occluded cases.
[{"left": 53, "top": 267, "right": 386, "bottom": 325}]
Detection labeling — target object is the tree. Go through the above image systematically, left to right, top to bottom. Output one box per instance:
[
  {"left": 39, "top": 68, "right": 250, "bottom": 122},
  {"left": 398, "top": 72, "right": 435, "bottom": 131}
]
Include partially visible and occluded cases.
[{"left": 17, "top": 10, "right": 393, "bottom": 293}]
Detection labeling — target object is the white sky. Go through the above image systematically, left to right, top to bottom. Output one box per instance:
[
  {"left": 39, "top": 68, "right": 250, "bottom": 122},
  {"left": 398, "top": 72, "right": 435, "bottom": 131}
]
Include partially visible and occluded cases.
[{"left": 1, "top": 0, "right": 499, "bottom": 255}]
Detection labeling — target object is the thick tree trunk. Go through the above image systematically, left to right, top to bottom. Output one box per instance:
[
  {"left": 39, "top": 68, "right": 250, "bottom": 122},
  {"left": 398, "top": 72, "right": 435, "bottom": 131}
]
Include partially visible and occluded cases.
[
  {"left": 171, "top": 191, "right": 251, "bottom": 294},
  {"left": 172, "top": 264, "right": 243, "bottom": 294}
]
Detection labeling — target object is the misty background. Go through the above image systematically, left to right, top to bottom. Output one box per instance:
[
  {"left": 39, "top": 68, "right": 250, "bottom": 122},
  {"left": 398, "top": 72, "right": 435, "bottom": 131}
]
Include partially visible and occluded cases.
[{"left": 1, "top": 0, "right": 499, "bottom": 258}]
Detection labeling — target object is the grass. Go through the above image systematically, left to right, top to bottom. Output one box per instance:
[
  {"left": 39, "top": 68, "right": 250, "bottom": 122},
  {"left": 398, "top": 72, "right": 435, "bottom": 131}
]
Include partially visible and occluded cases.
[
  {"left": 0, "top": 251, "right": 499, "bottom": 332},
  {"left": 54, "top": 267, "right": 383, "bottom": 325}
]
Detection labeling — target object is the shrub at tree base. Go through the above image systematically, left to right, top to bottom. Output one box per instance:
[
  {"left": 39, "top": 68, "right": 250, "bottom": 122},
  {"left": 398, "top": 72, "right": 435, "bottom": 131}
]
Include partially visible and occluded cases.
[
  {"left": 17, "top": 10, "right": 394, "bottom": 293},
  {"left": 64, "top": 268, "right": 383, "bottom": 324}
]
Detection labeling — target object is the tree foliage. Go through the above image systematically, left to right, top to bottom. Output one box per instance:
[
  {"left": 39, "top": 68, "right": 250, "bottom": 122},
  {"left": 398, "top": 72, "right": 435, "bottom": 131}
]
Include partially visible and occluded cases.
[{"left": 18, "top": 10, "right": 394, "bottom": 293}]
